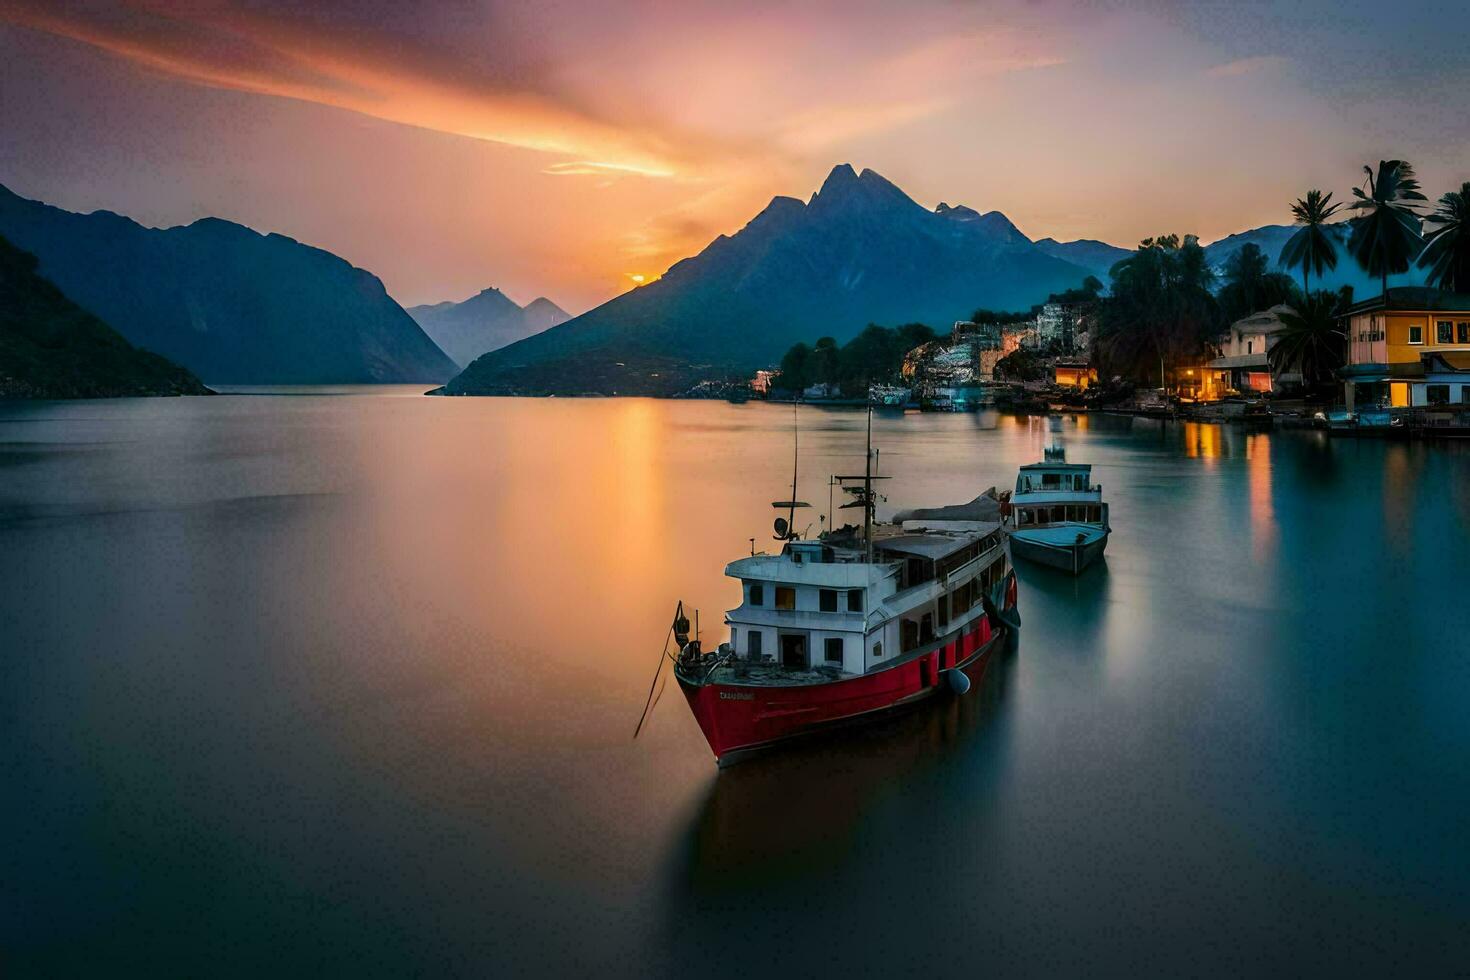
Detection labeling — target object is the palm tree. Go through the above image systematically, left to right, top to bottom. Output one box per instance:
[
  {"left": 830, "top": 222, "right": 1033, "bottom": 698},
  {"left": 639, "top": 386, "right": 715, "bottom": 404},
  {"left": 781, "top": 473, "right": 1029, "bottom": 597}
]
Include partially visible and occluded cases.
[
  {"left": 1346, "top": 160, "right": 1426, "bottom": 301},
  {"left": 1418, "top": 182, "right": 1470, "bottom": 293},
  {"left": 1278, "top": 190, "right": 1342, "bottom": 293},
  {"left": 1094, "top": 234, "right": 1220, "bottom": 387},
  {"left": 1225, "top": 242, "right": 1269, "bottom": 303},
  {"left": 1219, "top": 243, "right": 1298, "bottom": 322},
  {"left": 1269, "top": 291, "right": 1345, "bottom": 388}
]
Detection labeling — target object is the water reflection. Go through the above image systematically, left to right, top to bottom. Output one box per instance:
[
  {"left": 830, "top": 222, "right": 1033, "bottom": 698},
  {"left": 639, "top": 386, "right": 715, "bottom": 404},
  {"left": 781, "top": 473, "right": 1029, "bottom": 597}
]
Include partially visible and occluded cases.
[
  {"left": 5, "top": 396, "right": 1470, "bottom": 975},
  {"left": 1181, "top": 420, "right": 1224, "bottom": 461},
  {"left": 1245, "top": 434, "right": 1276, "bottom": 561},
  {"left": 1014, "top": 559, "right": 1112, "bottom": 660},
  {"left": 672, "top": 646, "right": 1018, "bottom": 894}
]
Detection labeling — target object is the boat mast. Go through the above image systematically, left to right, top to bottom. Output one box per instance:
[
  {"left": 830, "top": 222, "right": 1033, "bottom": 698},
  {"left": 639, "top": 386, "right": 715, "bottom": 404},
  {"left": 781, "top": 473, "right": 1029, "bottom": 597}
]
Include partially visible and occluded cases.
[
  {"left": 789, "top": 401, "right": 799, "bottom": 536},
  {"left": 864, "top": 401, "right": 873, "bottom": 564}
]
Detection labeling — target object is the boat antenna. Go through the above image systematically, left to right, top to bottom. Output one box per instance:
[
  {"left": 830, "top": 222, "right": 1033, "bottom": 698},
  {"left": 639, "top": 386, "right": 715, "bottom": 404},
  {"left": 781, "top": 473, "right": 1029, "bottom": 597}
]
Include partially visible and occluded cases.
[
  {"left": 864, "top": 399, "right": 874, "bottom": 564},
  {"left": 771, "top": 401, "right": 810, "bottom": 540},
  {"left": 789, "top": 401, "right": 799, "bottom": 534},
  {"left": 827, "top": 474, "right": 834, "bottom": 535}
]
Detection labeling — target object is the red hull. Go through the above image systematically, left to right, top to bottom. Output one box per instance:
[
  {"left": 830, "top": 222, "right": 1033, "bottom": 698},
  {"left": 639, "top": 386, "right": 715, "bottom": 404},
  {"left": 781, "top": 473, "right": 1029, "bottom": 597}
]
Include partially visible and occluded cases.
[{"left": 678, "top": 586, "right": 1016, "bottom": 765}]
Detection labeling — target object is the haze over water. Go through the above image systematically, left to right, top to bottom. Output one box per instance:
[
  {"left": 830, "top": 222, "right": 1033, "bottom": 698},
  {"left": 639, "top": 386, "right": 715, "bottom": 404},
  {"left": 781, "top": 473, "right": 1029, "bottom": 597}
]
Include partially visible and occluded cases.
[{"left": 3, "top": 391, "right": 1468, "bottom": 975}]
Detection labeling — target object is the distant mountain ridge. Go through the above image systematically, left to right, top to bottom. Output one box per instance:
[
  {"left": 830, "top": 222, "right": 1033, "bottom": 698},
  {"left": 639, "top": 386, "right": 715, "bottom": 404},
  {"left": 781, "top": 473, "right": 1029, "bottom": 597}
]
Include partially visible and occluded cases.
[
  {"left": 445, "top": 164, "right": 1103, "bottom": 396},
  {"left": 0, "top": 185, "right": 457, "bottom": 384},
  {"left": 1199, "top": 223, "right": 1426, "bottom": 295},
  {"left": 0, "top": 234, "right": 210, "bottom": 398},
  {"left": 1032, "top": 238, "right": 1134, "bottom": 280},
  {"left": 408, "top": 288, "right": 569, "bottom": 369}
]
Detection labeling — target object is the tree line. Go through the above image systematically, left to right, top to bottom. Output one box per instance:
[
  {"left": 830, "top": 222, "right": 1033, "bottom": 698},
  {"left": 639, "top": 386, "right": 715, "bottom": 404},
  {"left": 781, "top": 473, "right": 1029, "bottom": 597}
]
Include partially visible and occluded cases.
[{"left": 776, "top": 323, "right": 936, "bottom": 394}]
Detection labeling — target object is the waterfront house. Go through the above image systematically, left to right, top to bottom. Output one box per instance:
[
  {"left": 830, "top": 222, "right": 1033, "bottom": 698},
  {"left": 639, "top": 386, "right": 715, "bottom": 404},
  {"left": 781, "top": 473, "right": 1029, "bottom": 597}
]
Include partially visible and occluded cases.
[
  {"left": 1338, "top": 288, "right": 1470, "bottom": 410},
  {"left": 1206, "top": 305, "right": 1299, "bottom": 394},
  {"left": 1053, "top": 359, "right": 1097, "bottom": 389}
]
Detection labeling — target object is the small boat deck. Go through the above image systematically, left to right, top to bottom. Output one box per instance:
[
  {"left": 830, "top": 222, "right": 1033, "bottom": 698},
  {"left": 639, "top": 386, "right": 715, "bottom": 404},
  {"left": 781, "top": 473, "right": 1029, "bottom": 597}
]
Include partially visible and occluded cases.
[
  {"left": 1011, "top": 522, "right": 1108, "bottom": 547},
  {"left": 683, "top": 660, "right": 854, "bottom": 687}
]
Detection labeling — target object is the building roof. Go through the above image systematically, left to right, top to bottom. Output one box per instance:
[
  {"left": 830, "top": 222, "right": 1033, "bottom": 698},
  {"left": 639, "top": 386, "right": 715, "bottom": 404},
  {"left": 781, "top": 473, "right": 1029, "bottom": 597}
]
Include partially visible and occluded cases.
[
  {"left": 1342, "top": 287, "right": 1470, "bottom": 316},
  {"left": 1230, "top": 305, "right": 1292, "bottom": 336},
  {"left": 1208, "top": 353, "right": 1269, "bottom": 369}
]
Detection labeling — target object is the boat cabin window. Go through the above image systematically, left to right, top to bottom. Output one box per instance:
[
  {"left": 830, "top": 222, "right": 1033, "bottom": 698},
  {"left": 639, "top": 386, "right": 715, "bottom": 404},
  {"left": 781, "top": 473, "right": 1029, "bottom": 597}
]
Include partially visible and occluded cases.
[
  {"left": 1042, "top": 472, "right": 1060, "bottom": 488},
  {"left": 788, "top": 541, "right": 828, "bottom": 563},
  {"left": 981, "top": 555, "right": 1007, "bottom": 591},
  {"left": 904, "top": 557, "right": 932, "bottom": 588},
  {"left": 953, "top": 580, "right": 973, "bottom": 614},
  {"left": 748, "top": 583, "right": 764, "bottom": 606},
  {"left": 775, "top": 587, "right": 796, "bottom": 610},
  {"left": 847, "top": 588, "right": 864, "bottom": 612},
  {"left": 819, "top": 589, "right": 838, "bottom": 612},
  {"left": 937, "top": 594, "right": 949, "bottom": 629},
  {"left": 920, "top": 613, "right": 935, "bottom": 643},
  {"left": 901, "top": 619, "right": 919, "bottom": 652},
  {"left": 748, "top": 631, "right": 762, "bottom": 659},
  {"left": 824, "top": 637, "right": 843, "bottom": 664},
  {"left": 872, "top": 640, "right": 883, "bottom": 659}
]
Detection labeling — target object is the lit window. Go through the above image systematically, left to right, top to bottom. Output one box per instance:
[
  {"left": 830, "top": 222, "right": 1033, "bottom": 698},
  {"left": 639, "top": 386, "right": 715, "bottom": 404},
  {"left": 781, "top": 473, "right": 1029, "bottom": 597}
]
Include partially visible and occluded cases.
[
  {"left": 1438, "top": 321, "right": 1454, "bottom": 344},
  {"left": 1409, "top": 325, "right": 1423, "bottom": 345},
  {"left": 748, "top": 583, "right": 763, "bottom": 606},
  {"left": 775, "top": 587, "right": 796, "bottom": 610},
  {"left": 819, "top": 589, "right": 838, "bottom": 612},
  {"left": 847, "top": 589, "right": 863, "bottom": 612},
  {"left": 824, "top": 637, "right": 843, "bottom": 663}
]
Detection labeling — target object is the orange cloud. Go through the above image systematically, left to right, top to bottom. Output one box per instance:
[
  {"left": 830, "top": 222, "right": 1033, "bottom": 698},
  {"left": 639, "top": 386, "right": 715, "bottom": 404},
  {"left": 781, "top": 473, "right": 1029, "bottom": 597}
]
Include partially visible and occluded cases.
[{"left": 2, "top": 0, "right": 689, "bottom": 178}]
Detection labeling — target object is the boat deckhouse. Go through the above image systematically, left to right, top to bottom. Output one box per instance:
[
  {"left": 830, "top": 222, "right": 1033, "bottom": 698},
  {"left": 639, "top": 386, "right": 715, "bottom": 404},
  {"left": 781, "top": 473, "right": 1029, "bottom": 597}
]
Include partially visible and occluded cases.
[{"left": 723, "top": 524, "right": 1008, "bottom": 677}]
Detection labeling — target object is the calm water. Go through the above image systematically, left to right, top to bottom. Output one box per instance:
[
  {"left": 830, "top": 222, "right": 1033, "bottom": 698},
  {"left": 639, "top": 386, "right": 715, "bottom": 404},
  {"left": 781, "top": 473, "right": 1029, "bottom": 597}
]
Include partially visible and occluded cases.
[{"left": 3, "top": 390, "right": 1469, "bottom": 976}]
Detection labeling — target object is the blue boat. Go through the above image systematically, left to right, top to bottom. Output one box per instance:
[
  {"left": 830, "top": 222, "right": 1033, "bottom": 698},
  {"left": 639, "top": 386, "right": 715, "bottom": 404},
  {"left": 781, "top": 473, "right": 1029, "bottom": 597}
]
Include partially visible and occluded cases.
[{"left": 1003, "top": 446, "right": 1110, "bottom": 575}]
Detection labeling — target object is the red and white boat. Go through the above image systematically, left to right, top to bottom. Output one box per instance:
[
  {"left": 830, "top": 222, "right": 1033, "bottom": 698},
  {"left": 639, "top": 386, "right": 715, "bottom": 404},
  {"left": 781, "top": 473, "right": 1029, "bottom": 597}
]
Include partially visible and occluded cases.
[{"left": 668, "top": 410, "right": 1020, "bottom": 766}]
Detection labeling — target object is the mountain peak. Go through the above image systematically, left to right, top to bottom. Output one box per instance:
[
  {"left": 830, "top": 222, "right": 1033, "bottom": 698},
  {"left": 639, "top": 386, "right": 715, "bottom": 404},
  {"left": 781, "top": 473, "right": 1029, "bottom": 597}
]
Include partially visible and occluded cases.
[
  {"left": 818, "top": 163, "right": 859, "bottom": 195},
  {"left": 809, "top": 164, "right": 917, "bottom": 213},
  {"left": 935, "top": 202, "right": 981, "bottom": 220},
  {"left": 935, "top": 202, "right": 1028, "bottom": 244},
  {"left": 975, "top": 210, "right": 1027, "bottom": 242}
]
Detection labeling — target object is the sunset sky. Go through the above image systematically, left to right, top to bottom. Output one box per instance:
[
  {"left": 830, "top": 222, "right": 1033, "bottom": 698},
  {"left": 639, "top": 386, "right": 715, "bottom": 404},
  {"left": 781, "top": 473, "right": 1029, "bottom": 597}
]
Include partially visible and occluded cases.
[{"left": 3, "top": 1, "right": 1469, "bottom": 313}]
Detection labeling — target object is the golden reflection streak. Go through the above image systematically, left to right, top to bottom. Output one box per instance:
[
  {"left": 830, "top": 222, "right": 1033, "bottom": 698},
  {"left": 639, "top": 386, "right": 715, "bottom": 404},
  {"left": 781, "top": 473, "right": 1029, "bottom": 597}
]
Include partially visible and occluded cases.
[
  {"left": 1181, "top": 422, "right": 1222, "bottom": 463},
  {"left": 1245, "top": 434, "right": 1275, "bottom": 561}
]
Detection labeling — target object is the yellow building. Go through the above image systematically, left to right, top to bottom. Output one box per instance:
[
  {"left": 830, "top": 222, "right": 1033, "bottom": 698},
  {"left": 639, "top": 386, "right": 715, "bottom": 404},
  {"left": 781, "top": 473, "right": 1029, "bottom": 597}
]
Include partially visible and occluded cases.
[
  {"left": 1340, "top": 288, "right": 1470, "bottom": 409},
  {"left": 1053, "top": 360, "right": 1097, "bottom": 389}
]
